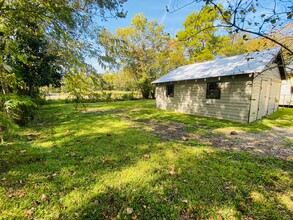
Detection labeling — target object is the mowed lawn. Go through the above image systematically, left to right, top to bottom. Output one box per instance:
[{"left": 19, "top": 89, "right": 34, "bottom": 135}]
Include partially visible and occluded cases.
[{"left": 0, "top": 100, "right": 292, "bottom": 219}]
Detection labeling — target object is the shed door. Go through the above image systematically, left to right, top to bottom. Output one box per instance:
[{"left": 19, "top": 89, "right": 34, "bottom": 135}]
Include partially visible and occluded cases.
[
  {"left": 257, "top": 79, "right": 270, "bottom": 119},
  {"left": 268, "top": 79, "right": 275, "bottom": 114},
  {"left": 268, "top": 80, "right": 281, "bottom": 114}
]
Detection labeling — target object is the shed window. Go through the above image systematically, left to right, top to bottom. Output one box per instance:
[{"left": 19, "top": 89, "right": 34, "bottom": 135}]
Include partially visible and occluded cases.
[
  {"left": 206, "top": 82, "right": 221, "bottom": 99},
  {"left": 166, "top": 85, "right": 174, "bottom": 97}
]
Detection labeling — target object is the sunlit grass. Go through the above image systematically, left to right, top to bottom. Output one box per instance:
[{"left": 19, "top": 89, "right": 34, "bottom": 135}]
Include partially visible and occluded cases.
[{"left": 0, "top": 100, "right": 292, "bottom": 219}]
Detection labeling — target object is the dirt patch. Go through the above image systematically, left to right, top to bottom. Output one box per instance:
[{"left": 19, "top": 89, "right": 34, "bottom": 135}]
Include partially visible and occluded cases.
[
  {"left": 126, "top": 117, "right": 293, "bottom": 160},
  {"left": 130, "top": 119, "right": 189, "bottom": 141},
  {"left": 148, "top": 122, "right": 189, "bottom": 141},
  {"left": 207, "top": 127, "right": 293, "bottom": 160}
]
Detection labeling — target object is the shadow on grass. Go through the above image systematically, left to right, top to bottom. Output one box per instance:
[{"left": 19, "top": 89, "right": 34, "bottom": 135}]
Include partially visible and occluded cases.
[{"left": 0, "top": 101, "right": 292, "bottom": 219}]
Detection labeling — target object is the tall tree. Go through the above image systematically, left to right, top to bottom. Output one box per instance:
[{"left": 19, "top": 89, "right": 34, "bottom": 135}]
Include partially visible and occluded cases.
[
  {"left": 176, "top": 5, "right": 226, "bottom": 62},
  {"left": 177, "top": 5, "right": 248, "bottom": 62},
  {"left": 99, "top": 14, "right": 187, "bottom": 98}
]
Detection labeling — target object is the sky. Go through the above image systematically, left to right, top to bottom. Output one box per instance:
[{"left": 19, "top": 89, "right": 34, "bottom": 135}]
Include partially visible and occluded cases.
[
  {"left": 87, "top": 0, "right": 203, "bottom": 72},
  {"left": 103, "top": 0, "right": 203, "bottom": 36}
]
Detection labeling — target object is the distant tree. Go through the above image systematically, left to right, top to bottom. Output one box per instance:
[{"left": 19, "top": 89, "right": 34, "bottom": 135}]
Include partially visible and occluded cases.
[
  {"left": 176, "top": 5, "right": 226, "bottom": 62},
  {"left": 99, "top": 14, "right": 187, "bottom": 98},
  {"left": 218, "top": 33, "right": 247, "bottom": 57}
]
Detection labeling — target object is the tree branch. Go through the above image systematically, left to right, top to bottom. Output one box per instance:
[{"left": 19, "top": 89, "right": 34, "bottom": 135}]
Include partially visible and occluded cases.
[{"left": 210, "top": 1, "right": 293, "bottom": 55}]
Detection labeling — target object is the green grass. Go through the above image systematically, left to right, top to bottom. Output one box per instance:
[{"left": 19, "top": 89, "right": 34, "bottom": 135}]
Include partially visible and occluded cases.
[{"left": 0, "top": 100, "right": 292, "bottom": 219}]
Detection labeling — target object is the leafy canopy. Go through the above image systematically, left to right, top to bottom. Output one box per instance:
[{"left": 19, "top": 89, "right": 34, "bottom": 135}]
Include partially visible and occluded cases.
[{"left": 99, "top": 14, "right": 187, "bottom": 98}]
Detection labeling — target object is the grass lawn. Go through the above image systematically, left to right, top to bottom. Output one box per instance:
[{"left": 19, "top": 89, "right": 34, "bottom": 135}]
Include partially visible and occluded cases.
[{"left": 0, "top": 100, "right": 292, "bottom": 219}]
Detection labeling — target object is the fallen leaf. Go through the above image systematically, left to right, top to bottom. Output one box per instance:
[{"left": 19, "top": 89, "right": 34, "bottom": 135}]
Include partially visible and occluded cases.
[
  {"left": 181, "top": 136, "right": 189, "bottom": 141},
  {"left": 20, "top": 150, "right": 27, "bottom": 154},
  {"left": 70, "top": 152, "right": 76, "bottom": 157},
  {"left": 169, "top": 166, "right": 178, "bottom": 176},
  {"left": 8, "top": 194, "right": 13, "bottom": 198},
  {"left": 40, "top": 194, "right": 47, "bottom": 201},
  {"left": 34, "top": 200, "right": 40, "bottom": 206},
  {"left": 126, "top": 207, "right": 133, "bottom": 214},
  {"left": 25, "top": 208, "right": 35, "bottom": 217},
  {"left": 102, "top": 210, "right": 107, "bottom": 217}
]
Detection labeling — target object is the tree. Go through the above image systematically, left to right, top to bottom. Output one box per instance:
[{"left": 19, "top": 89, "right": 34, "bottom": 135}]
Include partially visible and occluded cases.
[
  {"left": 0, "top": 0, "right": 127, "bottom": 139},
  {"left": 0, "top": 0, "right": 127, "bottom": 88},
  {"left": 168, "top": 0, "right": 293, "bottom": 56},
  {"left": 176, "top": 5, "right": 226, "bottom": 62},
  {"left": 177, "top": 5, "right": 247, "bottom": 62},
  {"left": 99, "top": 14, "right": 187, "bottom": 98},
  {"left": 7, "top": 23, "right": 63, "bottom": 97},
  {"left": 245, "top": 23, "right": 293, "bottom": 61}
]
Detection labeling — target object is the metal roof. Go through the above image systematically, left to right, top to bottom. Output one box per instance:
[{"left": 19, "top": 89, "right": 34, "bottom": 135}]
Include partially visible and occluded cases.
[{"left": 152, "top": 48, "right": 281, "bottom": 84}]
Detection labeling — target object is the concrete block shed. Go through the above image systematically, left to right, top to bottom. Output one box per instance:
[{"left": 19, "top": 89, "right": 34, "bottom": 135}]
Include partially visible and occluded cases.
[{"left": 152, "top": 48, "right": 286, "bottom": 123}]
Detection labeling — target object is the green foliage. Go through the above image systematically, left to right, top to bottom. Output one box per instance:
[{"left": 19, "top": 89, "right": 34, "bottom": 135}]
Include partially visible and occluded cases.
[
  {"left": 0, "top": 0, "right": 127, "bottom": 138},
  {"left": 177, "top": 5, "right": 247, "bottom": 62},
  {"left": 177, "top": 5, "right": 225, "bottom": 62},
  {"left": 99, "top": 14, "right": 187, "bottom": 98},
  {"left": 7, "top": 24, "right": 63, "bottom": 96},
  {"left": 102, "top": 91, "right": 113, "bottom": 103},
  {"left": 0, "top": 94, "right": 37, "bottom": 142}
]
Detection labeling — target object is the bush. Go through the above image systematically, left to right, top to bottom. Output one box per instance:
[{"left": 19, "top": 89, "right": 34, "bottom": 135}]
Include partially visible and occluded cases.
[
  {"left": 0, "top": 95, "right": 36, "bottom": 142},
  {"left": 4, "top": 95, "right": 37, "bottom": 126}
]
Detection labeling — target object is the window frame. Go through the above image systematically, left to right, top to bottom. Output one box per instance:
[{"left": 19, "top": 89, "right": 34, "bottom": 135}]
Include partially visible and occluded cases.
[
  {"left": 206, "top": 82, "right": 221, "bottom": 99},
  {"left": 166, "top": 84, "right": 174, "bottom": 97}
]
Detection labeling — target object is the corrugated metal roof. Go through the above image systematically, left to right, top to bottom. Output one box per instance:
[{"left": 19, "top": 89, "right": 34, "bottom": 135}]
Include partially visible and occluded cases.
[{"left": 152, "top": 48, "right": 281, "bottom": 84}]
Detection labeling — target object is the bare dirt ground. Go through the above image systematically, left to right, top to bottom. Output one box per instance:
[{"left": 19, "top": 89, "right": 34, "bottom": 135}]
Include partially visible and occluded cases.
[
  {"left": 81, "top": 109, "right": 293, "bottom": 160},
  {"left": 129, "top": 119, "right": 293, "bottom": 161},
  {"left": 208, "top": 127, "right": 293, "bottom": 161}
]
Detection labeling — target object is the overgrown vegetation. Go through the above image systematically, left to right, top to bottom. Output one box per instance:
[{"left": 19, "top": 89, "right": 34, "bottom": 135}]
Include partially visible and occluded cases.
[
  {"left": 0, "top": 0, "right": 126, "bottom": 141},
  {"left": 1, "top": 100, "right": 292, "bottom": 219}
]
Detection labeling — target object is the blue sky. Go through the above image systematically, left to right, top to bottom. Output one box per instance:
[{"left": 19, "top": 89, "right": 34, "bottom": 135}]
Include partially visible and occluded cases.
[
  {"left": 87, "top": 0, "right": 203, "bottom": 71},
  {"left": 103, "top": 0, "right": 203, "bottom": 36}
]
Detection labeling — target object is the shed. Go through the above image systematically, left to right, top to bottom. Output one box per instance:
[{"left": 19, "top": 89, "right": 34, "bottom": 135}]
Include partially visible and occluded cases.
[{"left": 152, "top": 48, "right": 286, "bottom": 123}]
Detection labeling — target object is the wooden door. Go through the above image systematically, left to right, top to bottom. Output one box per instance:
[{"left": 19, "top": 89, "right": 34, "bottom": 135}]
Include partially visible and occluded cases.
[
  {"left": 257, "top": 79, "right": 270, "bottom": 119},
  {"left": 268, "top": 79, "right": 275, "bottom": 114}
]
